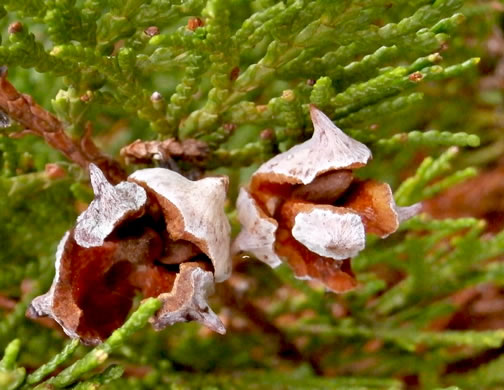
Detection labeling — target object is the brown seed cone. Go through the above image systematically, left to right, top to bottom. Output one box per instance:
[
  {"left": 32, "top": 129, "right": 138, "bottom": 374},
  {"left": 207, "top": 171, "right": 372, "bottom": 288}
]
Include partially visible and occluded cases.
[
  {"left": 233, "top": 106, "right": 420, "bottom": 292},
  {"left": 28, "top": 165, "right": 230, "bottom": 344}
]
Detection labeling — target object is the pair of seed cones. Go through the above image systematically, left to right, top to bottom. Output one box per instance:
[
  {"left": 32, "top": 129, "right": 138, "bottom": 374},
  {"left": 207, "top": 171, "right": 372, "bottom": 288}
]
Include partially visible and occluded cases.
[{"left": 28, "top": 107, "right": 420, "bottom": 344}]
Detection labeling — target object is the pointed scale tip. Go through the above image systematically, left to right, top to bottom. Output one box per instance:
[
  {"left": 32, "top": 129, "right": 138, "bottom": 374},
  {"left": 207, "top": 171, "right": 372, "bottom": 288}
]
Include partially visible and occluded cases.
[
  {"left": 88, "top": 163, "right": 111, "bottom": 196},
  {"left": 396, "top": 203, "right": 423, "bottom": 223}
]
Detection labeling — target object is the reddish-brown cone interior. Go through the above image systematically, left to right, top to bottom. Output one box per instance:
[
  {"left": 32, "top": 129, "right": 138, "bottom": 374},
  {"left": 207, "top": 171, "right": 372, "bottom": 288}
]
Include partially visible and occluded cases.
[
  {"left": 246, "top": 161, "right": 404, "bottom": 291},
  {"left": 246, "top": 170, "right": 367, "bottom": 292},
  {"left": 291, "top": 170, "right": 354, "bottom": 204},
  {"left": 340, "top": 180, "right": 399, "bottom": 237},
  {"left": 52, "top": 197, "right": 213, "bottom": 344},
  {"left": 275, "top": 226, "right": 357, "bottom": 293}
]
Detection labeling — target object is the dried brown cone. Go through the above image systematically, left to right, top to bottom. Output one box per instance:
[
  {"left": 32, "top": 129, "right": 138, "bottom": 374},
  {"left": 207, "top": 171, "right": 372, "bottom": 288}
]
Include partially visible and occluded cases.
[
  {"left": 232, "top": 105, "right": 421, "bottom": 293},
  {"left": 120, "top": 138, "right": 209, "bottom": 166},
  {"left": 28, "top": 164, "right": 231, "bottom": 344}
]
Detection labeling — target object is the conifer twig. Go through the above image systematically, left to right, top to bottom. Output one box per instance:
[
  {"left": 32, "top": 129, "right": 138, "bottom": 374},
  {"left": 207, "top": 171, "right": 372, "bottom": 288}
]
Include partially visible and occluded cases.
[
  {"left": 0, "top": 67, "right": 125, "bottom": 183},
  {"left": 37, "top": 298, "right": 161, "bottom": 388},
  {"left": 25, "top": 339, "right": 80, "bottom": 385}
]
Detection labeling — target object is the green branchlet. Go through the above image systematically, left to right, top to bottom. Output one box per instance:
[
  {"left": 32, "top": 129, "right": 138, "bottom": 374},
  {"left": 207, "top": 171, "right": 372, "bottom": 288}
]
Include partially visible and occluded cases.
[
  {"left": 0, "top": 1, "right": 500, "bottom": 390},
  {"left": 377, "top": 130, "right": 480, "bottom": 149},
  {"left": 395, "top": 146, "right": 460, "bottom": 205},
  {"left": 39, "top": 298, "right": 160, "bottom": 388},
  {"left": 26, "top": 339, "right": 80, "bottom": 385},
  {"left": 0, "top": 340, "right": 25, "bottom": 390}
]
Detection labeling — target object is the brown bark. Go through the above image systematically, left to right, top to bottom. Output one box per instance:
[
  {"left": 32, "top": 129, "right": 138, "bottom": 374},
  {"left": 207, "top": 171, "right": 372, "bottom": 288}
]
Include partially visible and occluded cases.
[{"left": 0, "top": 68, "right": 126, "bottom": 183}]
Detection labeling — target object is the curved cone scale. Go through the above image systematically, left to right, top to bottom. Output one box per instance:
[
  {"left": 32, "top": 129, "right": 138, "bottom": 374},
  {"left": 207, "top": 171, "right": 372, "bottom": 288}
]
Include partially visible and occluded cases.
[
  {"left": 251, "top": 106, "right": 371, "bottom": 189},
  {"left": 75, "top": 164, "right": 147, "bottom": 248},
  {"left": 129, "top": 168, "right": 232, "bottom": 282},
  {"left": 343, "top": 180, "right": 403, "bottom": 238},
  {"left": 232, "top": 188, "right": 282, "bottom": 268},
  {"left": 280, "top": 201, "right": 366, "bottom": 260},
  {"left": 275, "top": 226, "right": 358, "bottom": 293},
  {"left": 151, "top": 262, "right": 225, "bottom": 335}
]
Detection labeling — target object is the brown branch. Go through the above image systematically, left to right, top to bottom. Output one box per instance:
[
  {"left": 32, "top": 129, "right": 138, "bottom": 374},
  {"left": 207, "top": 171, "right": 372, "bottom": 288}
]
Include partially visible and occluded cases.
[
  {"left": 0, "top": 67, "right": 126, "bottom": 183},
  {"left": 120, "top": 138, "right": 210, "bottom": 179},
  {"left": 120, "top": 138, "right": 209, "bottom": 165}
]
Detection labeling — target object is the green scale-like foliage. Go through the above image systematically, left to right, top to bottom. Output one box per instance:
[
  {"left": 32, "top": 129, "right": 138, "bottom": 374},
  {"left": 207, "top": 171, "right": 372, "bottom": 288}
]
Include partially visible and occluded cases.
[{"left": 0, "top": 0, "right": 503, "bottom": 389}]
